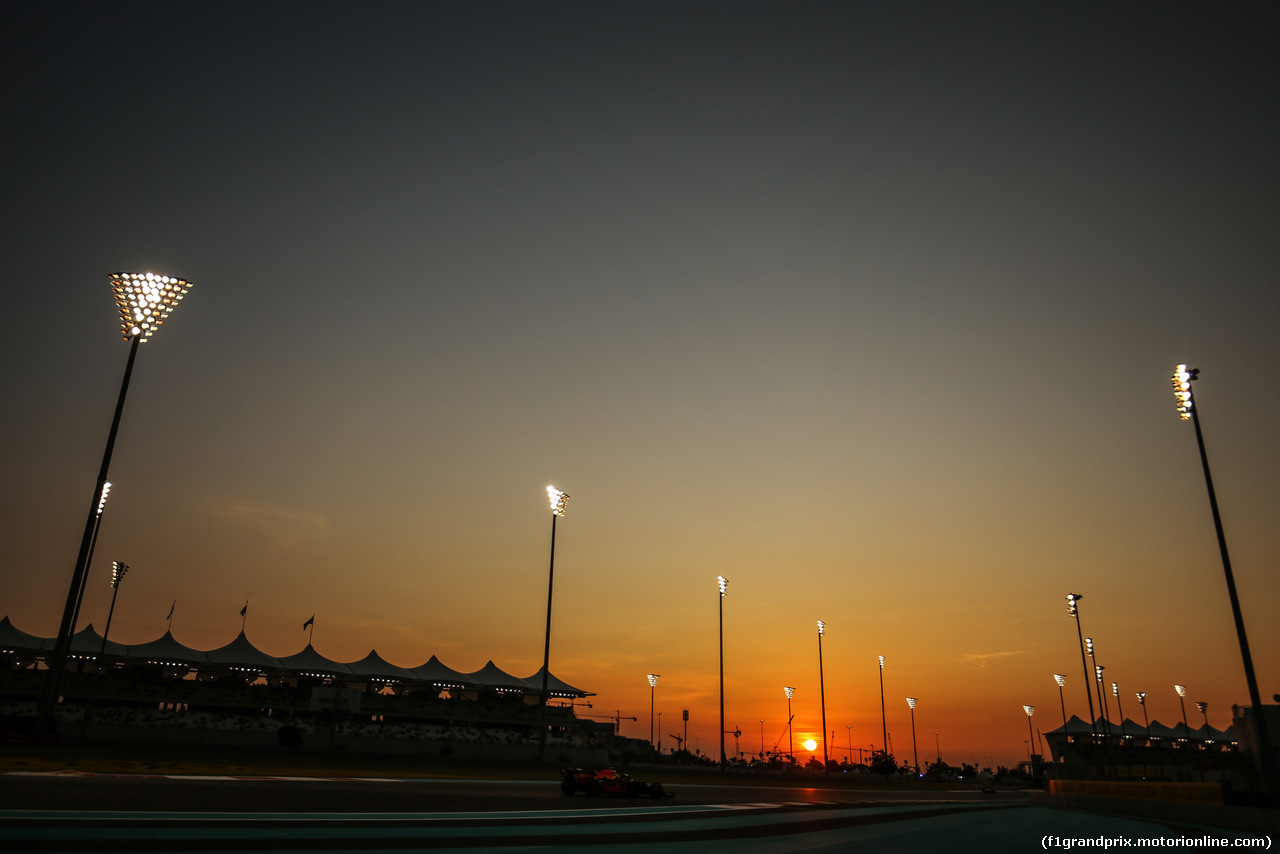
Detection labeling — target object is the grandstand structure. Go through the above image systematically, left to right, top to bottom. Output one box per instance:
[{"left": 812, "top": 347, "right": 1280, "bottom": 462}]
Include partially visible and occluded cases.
[{"left": 0, "top": 617, "right": 610, "bottom": 762}]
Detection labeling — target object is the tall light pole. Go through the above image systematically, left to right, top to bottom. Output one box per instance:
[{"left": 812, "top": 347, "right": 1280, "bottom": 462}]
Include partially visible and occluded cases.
[
  {"left": 37, "top": 272, "right": 192, "bottom": 732},
  {"left": 1170, "top": 365, "right": 1272, "bottom": 781},
  {"left": 68, "top": 482, "right": 112, "bottom": 648},
  {"left": 537, "top": 485, "right": 569, "bottom": 761},
  {"left": 717, "top": 575, "right": 728, "bottom": 770},
  {"left": 1065, "top": 594, "right": 1096, "bottom": 734},
  {"left": 816, "top": 621, "right": 828, "bottom": 775},
  {"left": 1086, "top": 638, "right": 1109, "bottom": 735},
  {"left": 877, "top": 655, "right": 887, "bottom": 754},
  {"left": 1094, "top": 662, "right": 1110, "bottom": 736},
  {"left": 647, "top": 674, "right": 660, "bottom": 750},
  {"left": 1053, "top": 674, "right": 1068, "bottom": 731},
  {"left": 1112, "top": 682, "right": 1126, "bottom": 738},
  {"left": 1174, "top": 684, "right": 1190, "bottom": 739},
  {"left": 783, "top": 686, "right": 795, "bottom": 762},
  {"left": 1136, "top": 692, "right": 1151, "bottom": 741},
  {"left": 906, "top": 698, "right": 919, "bottom": 775},
  {"left": 1196, "top": 701, "right": 1210, "bottom": 736},
  {"left": 1023, "top": 705, "right": 1036, "bottom": 765}
]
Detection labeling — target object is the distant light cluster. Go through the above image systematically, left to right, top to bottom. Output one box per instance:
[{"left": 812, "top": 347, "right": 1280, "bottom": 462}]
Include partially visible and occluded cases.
[
  {"left": 110, "top": 271, "right": 191, "bottom": 342},
  {"left": 1171, "top": 364, "right": 1197, "bottom": 420}
]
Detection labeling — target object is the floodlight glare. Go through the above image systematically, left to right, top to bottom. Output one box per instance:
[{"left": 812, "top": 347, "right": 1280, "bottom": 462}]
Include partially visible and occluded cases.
[
  {"left": 110, "top": 272, "right": 191, "bottom": 342},
  {"left": 1171, "top": 364, "right": 1198, "bottom": 420},
  {"left": 96, "top": 482, "right": 112, "bottom": 516},
  {"left": 546, "top": 485, "right": 569, "bottom": 516},
  {"left": 110, "top": 561, "right": 128, "bottom": 589},
  {"left": 717, "top": 575, "right": 728, "bottom": 596},
  {"left": 1066, "top": 593, "right": 1082, "bottom": 616},
  {"left": 816, "top": 619, "right": 825, "bottom": 636},
  {"left": 878, "top": 654, "right": 885, "bottom": 668},
  {"left": 647, "top": 673, "right": 659, "bottom": 688},
  {"left": 1053, "top": 674, "right": 1067, "bottom": 688},
  {"left": 1175, "top": 684, "right": 1187, "bottom": 697},
  {"left": 783, "top": 686, "right": 795, "bottom": 699},
  {"left": 1136, "top": 692, "right": 1146, "bottom": 704},
  {"left": 906, "top": 697, "right": 917, "bottom": 709},
  {"left": 1196, "top": 701, "right": 1208, "bottom": 714},
  {"left": 1023, "top": 704, "right": 1035, "bottom": 717}
]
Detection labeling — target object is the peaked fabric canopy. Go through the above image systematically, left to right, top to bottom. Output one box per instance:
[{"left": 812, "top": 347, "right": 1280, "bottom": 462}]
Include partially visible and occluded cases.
[
  {"left": 78, "top": 626, "right": 161, "bottom": 660},
  {"left": 125, "top": 630, "right": 209, "bottom": 664},
  {"left": 205, "top": 631, "right": 283, "bottom": 670},
  {"left": 276, "top": 643, "right": 353, "bottom": 676},
  {"left": 345, "top": 650, "right": 419, "bottom": 682},
  {"left": 411, "top": 655, "right": 479, "bottom": 687},
  {"left": 466, "top": 661, "right": 531, "bottom": 691},
  {"left": 522, "top": 665, "right": 592, "bottom": 698}
]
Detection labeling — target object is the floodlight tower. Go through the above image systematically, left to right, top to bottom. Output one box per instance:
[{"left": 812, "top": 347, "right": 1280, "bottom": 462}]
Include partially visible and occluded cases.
[
  {"left": 37, "top": 272, "right": 192, "bottom": 732},
  {"left": 1170, "top": 365, "right": 1272, "bottom": 782},
  {"left": 536, "top": 485, "right": 569, "bottom": 761},
  {"left": 717, "top": 575, "right": 728, "bottom": 770},
  {"left": 1065, "top": 595, "right": 1096, "bottom": 734},
  {"left": 817, "top": 621, "right": 828, "bottom": 775},
  {"left": 877, "top": 655, "right": 887, "bottom": 753},
  {"left": 647, "top": 674, "right": 660, "bottom": 749},
  {"left": 1053, "top": 674, "right": 1068, "bottom": 730},
  {"left": 1112, "top": 683, "right": 1127, "bottom": 738},
  {"left": 1174, "top": 684, "right": 1191, "bottom": 739},
  {"left": 783, "top": 686, "right": 796, "bottom": 761},
  {"left": 1135, "top": 692, "right": 1152, "bottom": 741},
  {"left": 906, "top": 698, "right": 920, "bottom": 775},
  {"left": 1023, "top": 705, "right": 1036, "bottom": 763}
]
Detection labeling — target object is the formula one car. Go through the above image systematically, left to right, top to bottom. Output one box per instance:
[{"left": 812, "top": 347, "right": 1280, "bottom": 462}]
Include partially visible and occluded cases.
[{"left": 560, "top": 767, "right": 670, "bottom": 798}]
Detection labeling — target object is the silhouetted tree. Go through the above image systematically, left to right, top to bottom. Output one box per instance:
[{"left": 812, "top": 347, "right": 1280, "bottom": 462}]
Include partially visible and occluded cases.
[{"left": 868, "top": 749, "right": 898, "bottom": 775}]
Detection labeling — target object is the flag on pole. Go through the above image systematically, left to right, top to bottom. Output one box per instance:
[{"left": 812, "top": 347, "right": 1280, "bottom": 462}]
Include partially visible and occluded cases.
[
  {"left": 166, "top": 601, "right": 175, "bottom": 620},
  {"left": 240, "top": 603, "right": 248, "bottom": 617},
  {"left": 303, "top": 615, "right": 314, "bottom": 630}
]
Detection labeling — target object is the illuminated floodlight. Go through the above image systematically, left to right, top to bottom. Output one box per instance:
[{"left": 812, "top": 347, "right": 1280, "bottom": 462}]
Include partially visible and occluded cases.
[
  {"left": 110, "top": 272, "right": 192, "bottom": 343},
  {"left": 1171, "top": 364, "right": 1198, "bottom": 420},
  {"left": 96, "top": 482, "right": 112, "bottom": 516},
  {"left": 546, "top": 485, "right": 569, "bottom": 516},
  {"left": 110, "top": 561, "right": 129, "bottom": 589},
  {"left": 717, "top": 575, "right": 728, "bottom": 597},
  {"left": 1066, "top": 593, "right": 1082, "bottom": 616},
  {"left": 816, "top": 620, "right": 825, "bottom": 636},
  {"left": 1085, "top": 637, "right": 1094, "bottom": 657},
  {"left": 878, "top": 654, "right": 885, "bottom": 669},
  {"left": 1095, "top": 664, "right": 1105, "bottom": 682},
  {"left": 647, "top": 673, "right": 659, "bottom": 688},
  {"left": 1053, "top": 674, "right": 1066, "bottom": 688},
  {"left": 1111, "top": 682, "right": 1119, "bottom": 697},
  {"left": 1174, "top": 684, "right": 1187, "bottom": 698},
  {"left": 783, "top": 686, "right": 795, "bottom": 699},
  {"left": 1136, "top": 691, "right": 1147, "bottom": 704},
  {"left": 906, "top": 697, "right": 917, "bottom": 709},
  {"left": 1196, "top": 701, "right": 1208, "bottom": 714},
  {"left": 1023, "top": 705, "right": 1035, "bottom": 717}
]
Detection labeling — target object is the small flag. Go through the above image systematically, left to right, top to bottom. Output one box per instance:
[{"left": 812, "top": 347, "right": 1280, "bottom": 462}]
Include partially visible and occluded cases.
[
  {"left": 166, "top": 601, "right": 175, "bottom": 620},
  {"left": 240, "top": 603, "right": 248, "bottom": 617},
  {"left": 303, "top": 615, "right": 314, "bottom": 630}
]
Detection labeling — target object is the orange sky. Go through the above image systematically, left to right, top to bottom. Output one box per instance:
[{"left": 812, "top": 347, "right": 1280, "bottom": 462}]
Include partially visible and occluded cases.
[{"left": 3, "top": 3, "right": 1278, "bottom": 771}]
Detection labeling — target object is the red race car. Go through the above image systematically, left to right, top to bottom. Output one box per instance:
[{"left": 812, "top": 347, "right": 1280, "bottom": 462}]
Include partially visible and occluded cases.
[{"left": 560, "top": 767, "right": 670, "bottom": 798}]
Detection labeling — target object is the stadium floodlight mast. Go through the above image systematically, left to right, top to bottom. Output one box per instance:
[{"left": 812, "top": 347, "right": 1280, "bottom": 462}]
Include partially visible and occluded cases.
[
  {"left": 36, "top": 272, "right": 192, "bottom": 732},
  {"left": 1169, "top": 365, "right": 1272, "bottom": 782},
  {"left": 68, "top": 481, "right": 112, "bottom": 655},
  {"left": 536, "top": 486, "right": 569, "bottom": 761},
  {"left": 717, "top": 576, "right": 728, "bottom": 770},
  {"left": 1065, "top": 594, "right": 1097, "bottom": 734},
  {"left": 817, "top": 621, "right": 828, "bottom": 775},
  {"left": 1085, "top": 637, "right": 1110, "bottom": 735},
  {"left": 877, "top": 655, "right": 888, "bottom": 753},
  {"left": 647, "top": 674, "right": 660, "bottom": 749},
  {"left": 1053, "top": 674, "right": 1068, "bottom": 731},
  {"left": 1112, "top": 682, "right": 1127, "bottom": 738},
  {"left": 1174, "top": 684, "right": 1190, "bottom": 740},
  {"left": 783, "top": 685, "right": 796, "bottom": 761},
  {"left": 1135, "top": 691, "right": 1152, "bottom": 740},
  {"left": 906, "top": 698, "right": 920, "bottom": 775},
  {"left": 1196, "top": 700, "right": 1210, "bottom": 737},
  {"left": 1023, "top": 705, "right": 1036, "bottom": 763}
]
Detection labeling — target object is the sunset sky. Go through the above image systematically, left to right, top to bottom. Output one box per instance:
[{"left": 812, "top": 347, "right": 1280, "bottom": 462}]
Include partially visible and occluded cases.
[{"left": 2, "top": 1, "right": 1278, "bottom": 769}]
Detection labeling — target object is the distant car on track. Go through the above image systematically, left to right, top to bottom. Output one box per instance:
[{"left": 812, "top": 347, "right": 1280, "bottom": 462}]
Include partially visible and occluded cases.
[{"left": 560, "top": 767, "right": 670, "bottom": 798}]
